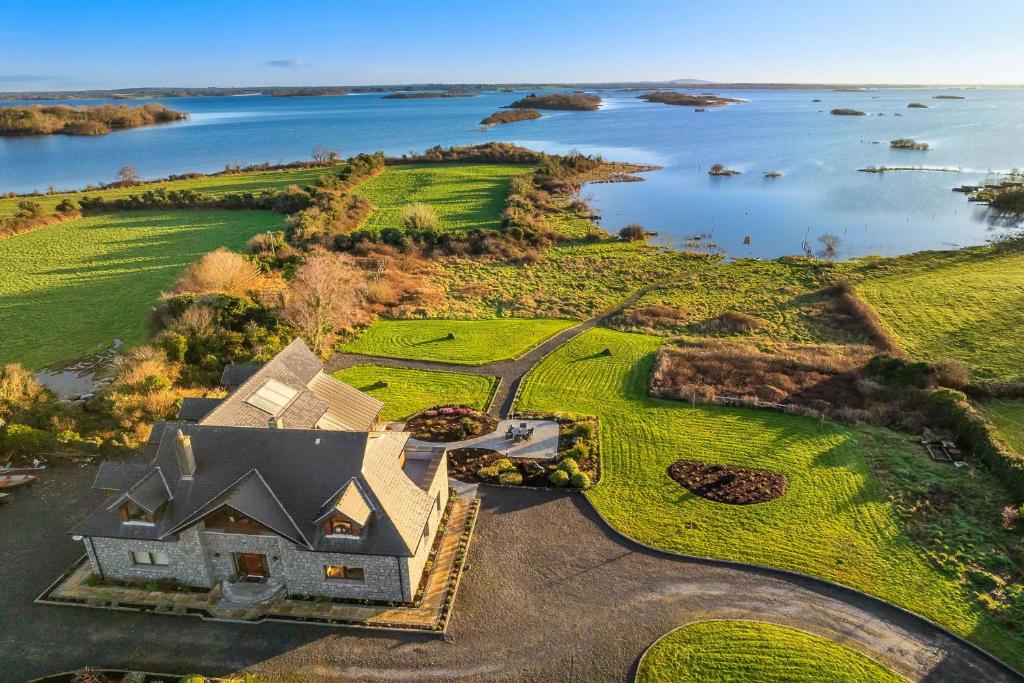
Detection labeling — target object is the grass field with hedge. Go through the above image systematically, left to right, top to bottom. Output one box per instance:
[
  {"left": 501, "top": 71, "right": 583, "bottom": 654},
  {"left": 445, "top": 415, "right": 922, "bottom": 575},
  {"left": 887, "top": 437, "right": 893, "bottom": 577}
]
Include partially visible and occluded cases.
[
  {"left": 355, "top": 163, "right": 534, "bottom": 233},
  {"left": 0, "top": 166, "right": 330, "bottom": 217},
  {"left": 0, "top": 210, "right": 283, "bottom": 369},
  {"left": 433, "top": 240, "right": 706, "bottom": 319},
  {"left": 853, "top": 247, "right": 1024, "bottom": 381},
  {"left": 611, "top": 257, "right": 859, "bottom": 344},
  {"left": 337, "top": 318, "right": 576, "bottom": 365},
  {"left": 514, "top": 327, "right": 1024, "bottom": 667},
  {"left": 331, "top": 365, "right": 497, "bottom": 420},
  {"left": 982, "top": 400, "right": 1024, "bottom": 455},
  {"left": 637, "top": 621, "right": 906, "bottom": 683}
]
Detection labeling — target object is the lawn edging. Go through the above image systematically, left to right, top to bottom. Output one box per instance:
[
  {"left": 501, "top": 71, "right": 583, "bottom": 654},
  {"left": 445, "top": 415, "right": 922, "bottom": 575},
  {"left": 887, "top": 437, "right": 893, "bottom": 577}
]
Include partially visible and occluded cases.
[{"left": 581, "top": 493, "right": 1024, "bottom": 679}]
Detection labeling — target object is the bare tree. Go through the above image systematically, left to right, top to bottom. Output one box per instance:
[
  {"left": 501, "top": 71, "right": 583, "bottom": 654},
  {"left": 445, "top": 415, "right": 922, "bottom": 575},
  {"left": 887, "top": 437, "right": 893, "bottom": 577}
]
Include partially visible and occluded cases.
[
  {"left": 311, "top": 145, "right": 340, "bottom": 163},
  {"left": 116, "top": 165, "right": 141, "bottom": 185},
  {"left": 817, "top": 233, "right": 841, "bottom": 261},
  {"left": 175, "top": 248, "right": 260, "bottom": 296},
  {"left": 281, "top": 251, "right": 367, "bottom": 355}
]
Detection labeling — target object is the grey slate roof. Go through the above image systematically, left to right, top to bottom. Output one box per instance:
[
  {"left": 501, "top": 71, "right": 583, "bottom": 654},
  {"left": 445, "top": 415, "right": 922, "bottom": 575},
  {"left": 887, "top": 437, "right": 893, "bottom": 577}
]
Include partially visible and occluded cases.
[
  {"left": 200, "top": 339, "right": 382, "bottom": 431},
  {"left": 220, "top": 364, "right": 260, "bottom": 388},
  {"left": 177, "top": 397, "right": 224, "bottom": 422},
  {"left": 72, "top": 424, "right": 438, "bottom": 557},
  {"left": 93, "top": 462, "right": 150, "bottom": 491},
  {"left": 107, "top": 467, "right": 172, "bottom": 514}
]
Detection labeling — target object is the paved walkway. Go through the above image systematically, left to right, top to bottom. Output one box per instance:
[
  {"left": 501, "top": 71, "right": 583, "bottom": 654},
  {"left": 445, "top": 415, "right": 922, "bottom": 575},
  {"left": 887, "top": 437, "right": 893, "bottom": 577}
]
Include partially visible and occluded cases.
[
  {"left": 326, "top": 286, "right": 656, "bottom": 417},
  {"left": 408, "top": 419, "right": 559, "bottom": 459},
  {"left": 2, "top": 468, "right": 1019, "bottom": 682}
]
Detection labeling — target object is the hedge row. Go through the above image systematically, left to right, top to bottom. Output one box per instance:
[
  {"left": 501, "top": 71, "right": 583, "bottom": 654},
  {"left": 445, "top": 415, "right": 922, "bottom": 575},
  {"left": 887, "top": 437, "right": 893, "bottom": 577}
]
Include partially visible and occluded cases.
[{"left": 928, "top": 387, "right": 1024, "bottom": 500}]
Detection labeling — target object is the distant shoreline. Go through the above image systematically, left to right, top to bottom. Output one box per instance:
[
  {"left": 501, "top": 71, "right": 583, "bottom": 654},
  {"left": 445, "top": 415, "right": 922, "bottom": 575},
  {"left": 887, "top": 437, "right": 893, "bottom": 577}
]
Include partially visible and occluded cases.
[{"left": 1, "top": 82, "right": 1020, "bottom": 100}]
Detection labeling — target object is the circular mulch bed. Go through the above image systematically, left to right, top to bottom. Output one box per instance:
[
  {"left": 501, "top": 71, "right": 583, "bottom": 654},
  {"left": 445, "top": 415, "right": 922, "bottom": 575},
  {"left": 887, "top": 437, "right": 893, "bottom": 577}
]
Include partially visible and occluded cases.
[
  {"left": 405, "top": 405, "right": 497, "bottom": 443},
  {"left": 667, "top": 459, "right": 787, "bottom": 505}
]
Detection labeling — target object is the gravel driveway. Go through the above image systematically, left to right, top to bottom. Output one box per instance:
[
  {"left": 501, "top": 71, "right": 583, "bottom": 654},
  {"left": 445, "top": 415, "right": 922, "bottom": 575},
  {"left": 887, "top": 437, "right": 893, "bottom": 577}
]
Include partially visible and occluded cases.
[{"left": 1, "top": 465, "right": 1018, "bottom": 682}]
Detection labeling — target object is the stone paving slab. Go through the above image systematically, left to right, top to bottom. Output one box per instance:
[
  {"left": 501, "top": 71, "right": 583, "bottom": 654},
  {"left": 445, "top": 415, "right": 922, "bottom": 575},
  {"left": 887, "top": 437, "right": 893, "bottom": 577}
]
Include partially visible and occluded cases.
[
  {"left": 408, "top": 419, "right": 559, "bottom": 460},
  {"left": 39, "top": 498, "right": 479, "bottom": 633}
]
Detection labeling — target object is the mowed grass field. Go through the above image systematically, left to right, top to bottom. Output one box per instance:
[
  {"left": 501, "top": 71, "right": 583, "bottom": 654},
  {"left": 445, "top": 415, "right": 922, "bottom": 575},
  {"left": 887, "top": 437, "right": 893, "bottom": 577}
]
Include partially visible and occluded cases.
[
  {"left": 355, "top": 163, "right": 534, "bottom": 233},
  {"left": 0, "top": 166, "right": 329, "bottom": 217},
  {"left": 0, "top": 210, "right": 283, "bottom": 369},
  {"left": 854, "top": 248, "right": 1024, "bottom": 381},
  {"left": 337, "top": 318, "right": 576, "bottom": 365},
  {"left": 514, "top": 327, "right": 1023, "bottom": 667},
  {"left": 331, "top": 365, "right": 497, "bottom": 420},
  {"left": 981, "top": 400, "right": 1024, "bottom": 455},
  {"left": 637, "top": 621, "right": 906, "bottom": 683}
]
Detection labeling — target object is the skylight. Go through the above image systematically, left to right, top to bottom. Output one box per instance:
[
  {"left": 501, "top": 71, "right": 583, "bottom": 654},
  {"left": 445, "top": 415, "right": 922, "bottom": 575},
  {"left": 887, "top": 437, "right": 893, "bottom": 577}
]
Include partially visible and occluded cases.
[{"left": 245, "top": 378, "right": 298, "bottom": 415}]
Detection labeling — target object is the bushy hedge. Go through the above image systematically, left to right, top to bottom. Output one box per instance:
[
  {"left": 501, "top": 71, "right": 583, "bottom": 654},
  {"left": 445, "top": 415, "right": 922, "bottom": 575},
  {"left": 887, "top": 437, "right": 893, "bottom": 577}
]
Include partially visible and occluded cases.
[{"left": 928, "top": 387, "right": 1024, "bottom": 500}]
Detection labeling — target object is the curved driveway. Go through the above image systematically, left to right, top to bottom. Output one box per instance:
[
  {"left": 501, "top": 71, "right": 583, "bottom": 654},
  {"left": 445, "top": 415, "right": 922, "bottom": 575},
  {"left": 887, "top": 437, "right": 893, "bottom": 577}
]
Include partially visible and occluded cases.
[{"left": 1, "top": 468, "right": 1018, "bottom": 682}]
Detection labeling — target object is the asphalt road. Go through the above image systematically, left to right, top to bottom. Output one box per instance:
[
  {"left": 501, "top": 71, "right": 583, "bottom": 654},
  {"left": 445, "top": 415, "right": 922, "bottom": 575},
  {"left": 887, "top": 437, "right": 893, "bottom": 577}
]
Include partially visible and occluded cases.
[{"left": 1, "top": 464, "right": 1019, "bottom": 682}]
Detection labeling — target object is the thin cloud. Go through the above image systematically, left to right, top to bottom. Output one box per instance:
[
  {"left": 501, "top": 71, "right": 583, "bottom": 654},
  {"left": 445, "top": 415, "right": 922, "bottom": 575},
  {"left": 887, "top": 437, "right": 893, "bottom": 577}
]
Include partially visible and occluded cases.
[{"left": 264, "top": 59, "right": 310, "bottom": 69}]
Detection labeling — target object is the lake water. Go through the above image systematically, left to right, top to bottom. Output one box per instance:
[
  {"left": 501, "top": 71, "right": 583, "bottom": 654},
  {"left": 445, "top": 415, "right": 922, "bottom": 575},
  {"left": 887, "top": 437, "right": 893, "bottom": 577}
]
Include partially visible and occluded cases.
[{"left": 2, "top": 88, "right": 1022, "bottom": 258}]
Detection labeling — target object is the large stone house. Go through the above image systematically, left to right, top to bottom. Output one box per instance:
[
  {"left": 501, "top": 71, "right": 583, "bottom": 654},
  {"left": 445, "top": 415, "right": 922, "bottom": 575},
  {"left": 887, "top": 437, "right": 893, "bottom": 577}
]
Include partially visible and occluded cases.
[{"left": 70, "top": 340, "right": 449, "bottom": 603}]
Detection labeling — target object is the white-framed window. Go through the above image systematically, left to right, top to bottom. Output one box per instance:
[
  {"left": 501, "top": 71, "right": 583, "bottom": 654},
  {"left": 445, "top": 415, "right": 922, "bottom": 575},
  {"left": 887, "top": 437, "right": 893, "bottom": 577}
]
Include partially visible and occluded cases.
[
  {"left": 131, "top": 550, "right": 170, "bottom": 566},
  {"left": 324, "top": 565, "right": 365, "bottom": 581}
]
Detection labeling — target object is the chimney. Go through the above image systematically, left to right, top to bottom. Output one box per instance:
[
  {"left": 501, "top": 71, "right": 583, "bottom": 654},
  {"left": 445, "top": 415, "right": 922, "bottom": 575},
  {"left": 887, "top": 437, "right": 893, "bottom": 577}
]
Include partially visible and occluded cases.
[
  {"left": 268, "top": 415, "right": 284, "bottom": 429},
  {"left": 174, "top": 429, "right": 196, "bottom": 479}
]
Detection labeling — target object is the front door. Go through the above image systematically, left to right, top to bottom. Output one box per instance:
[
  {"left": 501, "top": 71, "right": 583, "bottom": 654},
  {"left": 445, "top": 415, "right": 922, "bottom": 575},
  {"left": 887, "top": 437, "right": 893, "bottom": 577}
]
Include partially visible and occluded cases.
[{"left": 234, "top": 552, "right": 269, "bottom": 580}]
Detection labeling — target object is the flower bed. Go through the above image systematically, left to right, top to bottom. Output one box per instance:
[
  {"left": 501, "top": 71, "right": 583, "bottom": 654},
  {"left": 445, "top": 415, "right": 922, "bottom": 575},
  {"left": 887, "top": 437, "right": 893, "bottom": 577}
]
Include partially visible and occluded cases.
[
  {"left": 405, "top": 404, "right": 497, "bottom": 442},
  {"left": 448, "top": 415, "right": 599, "bottom": 488},
  {"left": 667, "top": 459, "right": 787, "bottom": 505}
]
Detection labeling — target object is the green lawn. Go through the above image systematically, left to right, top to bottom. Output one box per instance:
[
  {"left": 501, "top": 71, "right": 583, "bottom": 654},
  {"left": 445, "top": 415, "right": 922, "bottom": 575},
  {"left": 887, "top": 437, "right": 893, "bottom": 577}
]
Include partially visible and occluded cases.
[
  {"left": 354, "top": 163, "right": 534, "bottom": 233},
  {"left": 0, "top": 166, "right": 330, "bottom": 217},
  {"left": 0, "top": 210, "right": 283, "bottom": 369},
  {"left": 853, "top": 248, "right": 1024, "bottom": 381},
  {"left": 337, "top": 319, "right": 576, "bottom": 365},
  {"left": 514, "top": 327, "right": 1024, "bottom": 667},
  {"left": 331, "top": 365, "right": 497, "bottom": 420},
  {"left": 981, "top": 400, "right": 1024, "bottom": 455},
  {"left": 637, "top": 621, "right": 906, "bottom": 683}
]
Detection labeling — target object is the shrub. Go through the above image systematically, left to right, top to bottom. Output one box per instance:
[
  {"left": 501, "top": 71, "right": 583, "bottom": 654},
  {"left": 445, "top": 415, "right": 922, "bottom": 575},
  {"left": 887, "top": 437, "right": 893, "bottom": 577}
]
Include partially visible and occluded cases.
[
  {"left": 399, "top": 202, "right": 439, "bottom": 231},
  {"left": 619, "top": 224, "right": 648, "bottom": 241},
  {"left": 175, "top": 248, "right": 260, "bottom": 296},
  {"left": 704, "top": 310, "right": 763, "bottom": 334},
  {"left": 572, "top": 422, "right": 595, "bottom": 440},
  {"left": 0, "top": 423, "right": 56, "bottom": 456},
  {"left": 558, "top": 457, "right": 581, "bottom": 475},
  {"left": 493, "top": 458, "right": 516, "bottom": 472},
  {"left": 476, "top": 465, "right": 500, "bottom": 480},
  {"left": 548, "top": 469, "right": 570, "bottom": 487},
  {"left": 498, "top": 471, "right": 523, "bottom": 486},
  {"left": 570, "top": 472, "right": 592, "bottom": 488},
  {"left": 1003, "top": 505, "right": 1021, "bottom": 531}
]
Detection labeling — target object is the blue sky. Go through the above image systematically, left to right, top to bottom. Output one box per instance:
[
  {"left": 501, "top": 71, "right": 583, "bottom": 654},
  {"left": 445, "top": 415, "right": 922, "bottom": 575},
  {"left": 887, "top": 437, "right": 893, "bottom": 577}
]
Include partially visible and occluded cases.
[{"left": 2, "top": 0, "right": 1023, "bottom": 90}]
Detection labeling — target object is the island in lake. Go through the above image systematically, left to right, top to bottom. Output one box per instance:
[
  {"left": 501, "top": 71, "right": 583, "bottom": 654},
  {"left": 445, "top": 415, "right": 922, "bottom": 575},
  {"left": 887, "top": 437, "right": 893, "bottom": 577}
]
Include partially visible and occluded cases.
[
  {"left": 382, "top": 90, "right": 474, "bottom": 99},
  {"left": 639, "top": 91, "right": 742, "bottom": 107},
  {"left": 507, "top": 93, "right": 601, "bottom": 111},
  {"left": 934, "top": 94, "right": 967, "bottom": 100},
  {"left": 907, "top": 102, "right": 929, "bottom": 108},
  {"left": 0, "top": 103, "right": 188, "bottom": 136},
  {"left": 831, "top": 108, "right": 866, "bottom": 116},
  {"left": 480, "top": 109, "right": 542, "bottom": 126},
  {"left": 890, "top": 138, "right": 929, "bottom": 150}
]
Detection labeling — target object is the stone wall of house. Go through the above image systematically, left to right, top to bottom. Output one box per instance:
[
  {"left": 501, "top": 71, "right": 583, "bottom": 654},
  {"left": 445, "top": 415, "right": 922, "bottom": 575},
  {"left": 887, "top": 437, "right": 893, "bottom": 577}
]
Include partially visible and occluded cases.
[
  {"left": 84, "top": 456, "right": 451, "bottom": 602},
  {"left": 402, "top": 456, "right": 450, "bottom": 601},
  {"left": 85, "top": 526, "right": 212, "bottom": 587},
  {"left": 197, "top": 530, "right": 402, "bottom": 601}
]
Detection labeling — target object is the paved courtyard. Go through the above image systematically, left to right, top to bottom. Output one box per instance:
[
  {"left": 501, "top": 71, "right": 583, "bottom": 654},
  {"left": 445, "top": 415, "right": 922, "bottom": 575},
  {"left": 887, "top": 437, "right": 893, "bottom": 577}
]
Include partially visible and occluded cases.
[
  {"left": 407, "top": 419, "right": 560, "bottom": 459},
  {"left": 0, "top": 463, "right": 1018, "bottom": 682}
]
